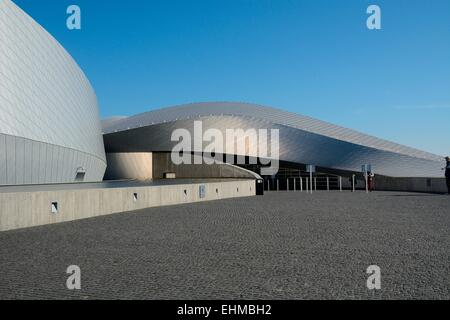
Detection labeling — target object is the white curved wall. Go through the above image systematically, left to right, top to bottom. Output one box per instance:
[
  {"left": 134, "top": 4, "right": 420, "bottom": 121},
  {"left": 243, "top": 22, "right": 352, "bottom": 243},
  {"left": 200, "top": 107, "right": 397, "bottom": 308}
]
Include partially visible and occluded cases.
[
  {"left": 0, "top": 0, "right": 106, "bottom": 185},
  {"left": 104, "top": 153, "right": 153, "bottom": 181}
]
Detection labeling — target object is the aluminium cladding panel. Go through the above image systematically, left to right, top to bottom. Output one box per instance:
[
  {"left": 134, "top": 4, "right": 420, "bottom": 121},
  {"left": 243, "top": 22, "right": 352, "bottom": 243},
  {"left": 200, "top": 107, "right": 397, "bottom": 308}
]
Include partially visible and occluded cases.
[
  {"left": 0, "top": 0, "right": 106, "bottom": 185},
  {"left": 102, "top": 102, "right": 442, "bottom": 163},
  {"left": 102, "top": 102, "right": 445, "bottom": 177},
  {"left": 104, "top": 115, "right": 443, "bottom": 178},
  {"left": 274, "top": 124, "right": 443, "bottom": 178},
  {"left": 0, "top": 133, "right": 105, "bottom": 185},
  {"left": 0, "top": 134, "right": 5, "bottom": 183}
]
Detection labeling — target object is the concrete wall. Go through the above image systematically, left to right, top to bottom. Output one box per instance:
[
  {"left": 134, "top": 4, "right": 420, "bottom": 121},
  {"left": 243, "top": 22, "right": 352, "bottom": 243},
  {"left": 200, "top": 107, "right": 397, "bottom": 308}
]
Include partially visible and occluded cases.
[
  {"left": 104, "top": 153, "right": 153, "bottom": 181},
  {"left": 0, "top": 179, "right": 255, "bottom": 232}
]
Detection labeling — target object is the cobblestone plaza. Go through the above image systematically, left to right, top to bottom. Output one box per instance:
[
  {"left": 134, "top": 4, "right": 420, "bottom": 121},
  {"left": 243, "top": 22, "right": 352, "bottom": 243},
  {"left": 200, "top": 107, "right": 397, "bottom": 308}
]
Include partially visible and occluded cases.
[{"left": 0, "top": 191, "right": 448, "bottom": 300}]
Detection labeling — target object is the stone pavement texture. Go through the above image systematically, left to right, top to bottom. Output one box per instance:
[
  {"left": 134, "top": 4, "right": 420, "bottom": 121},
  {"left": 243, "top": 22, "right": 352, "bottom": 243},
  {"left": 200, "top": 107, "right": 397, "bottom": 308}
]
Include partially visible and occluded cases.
[{"left": 0, "top": 191, "right": 449, "bottom": 300}]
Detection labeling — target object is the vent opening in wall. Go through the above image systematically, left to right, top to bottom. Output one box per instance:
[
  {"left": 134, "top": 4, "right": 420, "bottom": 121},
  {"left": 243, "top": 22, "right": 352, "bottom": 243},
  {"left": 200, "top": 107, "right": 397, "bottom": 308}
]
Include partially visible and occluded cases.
[
  {"left": 75, "top": 167, "right": 86, "bottom": 182},
  {"left": 133, "top": 193, "right": 138, "bottom": 202},
  {"left": 51, "top": 202, "right": 58, "bottom": 214}
]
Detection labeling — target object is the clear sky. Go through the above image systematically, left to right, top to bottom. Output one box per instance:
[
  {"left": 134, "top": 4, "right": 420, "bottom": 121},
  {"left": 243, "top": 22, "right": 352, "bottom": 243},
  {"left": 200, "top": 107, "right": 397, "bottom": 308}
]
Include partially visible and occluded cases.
[{"left": 12, "top": 0, "right": 450, "bottom": 156}]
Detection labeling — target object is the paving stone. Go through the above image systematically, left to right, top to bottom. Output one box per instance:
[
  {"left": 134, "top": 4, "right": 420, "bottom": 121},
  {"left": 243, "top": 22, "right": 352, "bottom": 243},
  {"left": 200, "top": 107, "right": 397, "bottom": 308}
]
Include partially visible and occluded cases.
[{"left": 0, "top": 191, "right": 448, "bottom": 300}]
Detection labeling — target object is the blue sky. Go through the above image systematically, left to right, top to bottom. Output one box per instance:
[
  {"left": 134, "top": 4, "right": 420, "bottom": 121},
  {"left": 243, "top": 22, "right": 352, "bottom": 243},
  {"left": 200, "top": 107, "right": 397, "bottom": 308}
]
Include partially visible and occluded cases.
[{"left": 13, "top": 0, "right": 450, "bottom": 156}]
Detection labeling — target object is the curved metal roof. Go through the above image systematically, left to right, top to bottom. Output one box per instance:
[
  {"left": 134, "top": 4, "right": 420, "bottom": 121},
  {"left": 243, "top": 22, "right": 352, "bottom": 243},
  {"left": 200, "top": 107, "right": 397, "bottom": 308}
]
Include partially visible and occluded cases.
[{"left": 102, "top": 102, "right": 441, "bottom": 162}]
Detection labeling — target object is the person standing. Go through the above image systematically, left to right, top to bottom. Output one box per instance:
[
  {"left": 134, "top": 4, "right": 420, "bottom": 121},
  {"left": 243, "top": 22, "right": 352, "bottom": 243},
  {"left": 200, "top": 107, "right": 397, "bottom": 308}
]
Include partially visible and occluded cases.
[
  {"left": 445, "top": 157, "right": 450, "bottom": 195},
  {"left": 368, "top": 172, "right": 375, "bottom": 192}
]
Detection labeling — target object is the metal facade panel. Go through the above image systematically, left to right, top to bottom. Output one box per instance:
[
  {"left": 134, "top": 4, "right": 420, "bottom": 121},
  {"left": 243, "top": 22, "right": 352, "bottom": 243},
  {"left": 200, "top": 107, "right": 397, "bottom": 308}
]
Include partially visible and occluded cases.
[
  {"left": 0, "top": 0, "right": 107, "bottom": 185},
  {"left": 103, "top": 102, "right": 442, "bottom": 164},
  {"left": 104, "top": 112, "right": 444, "bottom": 178},
  {"left": 0, "top": 133, "right": 6, "bottom": 184},
  {"left": 5, "top": 134, "right": 15, "bottom": 184},
  {"left": 14, "top": 136, "right": 24, "bottom": 184},
  {"left": 23, "top": 138, "right": 32, "bottom": 184},
  {"left": 31, "top": 140, "right": 40, "bottom": 184},
  {"left": 38, "top": 142, "right": 47, "bottom": 183},
  {"left": 45, "top": 143, "right": 53, "bottom": 184},
  {"left": 55, "top": 145, "right": 62, "bottom": 183},
  {"left": 62, "top": 147, "right": 70, "bottom": 182}
]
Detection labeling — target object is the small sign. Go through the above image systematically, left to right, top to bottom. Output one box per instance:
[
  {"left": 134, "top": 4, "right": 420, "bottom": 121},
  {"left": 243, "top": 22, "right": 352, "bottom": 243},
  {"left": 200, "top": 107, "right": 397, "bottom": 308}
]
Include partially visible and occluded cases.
[{"left": 199, "top": 185, "right": 206, "bottom": 199}]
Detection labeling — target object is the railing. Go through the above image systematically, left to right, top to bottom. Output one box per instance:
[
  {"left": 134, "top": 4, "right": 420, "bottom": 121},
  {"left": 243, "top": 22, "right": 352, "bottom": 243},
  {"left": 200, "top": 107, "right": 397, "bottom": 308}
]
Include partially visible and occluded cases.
[{"left": 264, "top": 176, "right": 344, "bottom": 192}]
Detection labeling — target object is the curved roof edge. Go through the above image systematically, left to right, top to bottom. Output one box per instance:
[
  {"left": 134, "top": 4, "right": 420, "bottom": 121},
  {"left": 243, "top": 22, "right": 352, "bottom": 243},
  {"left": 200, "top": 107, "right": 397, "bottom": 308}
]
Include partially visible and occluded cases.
[{"left": 102, "top": 102, "right": 443, "bottom": 162}]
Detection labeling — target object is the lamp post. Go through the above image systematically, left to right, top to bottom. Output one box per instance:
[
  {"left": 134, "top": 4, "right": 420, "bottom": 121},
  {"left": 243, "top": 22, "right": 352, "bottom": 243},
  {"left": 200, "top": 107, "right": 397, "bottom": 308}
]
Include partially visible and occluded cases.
[{"left": 362, "top": 164, "right": 372, "bottom": 194}]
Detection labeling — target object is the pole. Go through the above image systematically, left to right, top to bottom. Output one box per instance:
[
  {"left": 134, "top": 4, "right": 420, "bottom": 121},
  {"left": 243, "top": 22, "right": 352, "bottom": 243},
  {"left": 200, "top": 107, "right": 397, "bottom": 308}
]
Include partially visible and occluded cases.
[
  {"left": 309, "top": 172, "right": 313, "bottom": 194},
  {"left": 365, "top": 172, "right": 368, "bottom": 194},
  {"left": 352, "top": 175, "right": 355, "bottom": 192},
  {"left": 327, "top": 176, "right": 330, "bottom": 191},
  {"left": 339, "top": 176, "right": 342, "bottom": 192},
  {"left": 300, "top": 177, "right": 303, "bottom": 192},
  {"left": 306, "top": 177, "right": 309, "bottom": 192},
  {"left": 314, "top": 177, "right": 317, "bottom": 191},
  {"left": 294, "top": 178, "right": 296, "bottom": 191}
]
